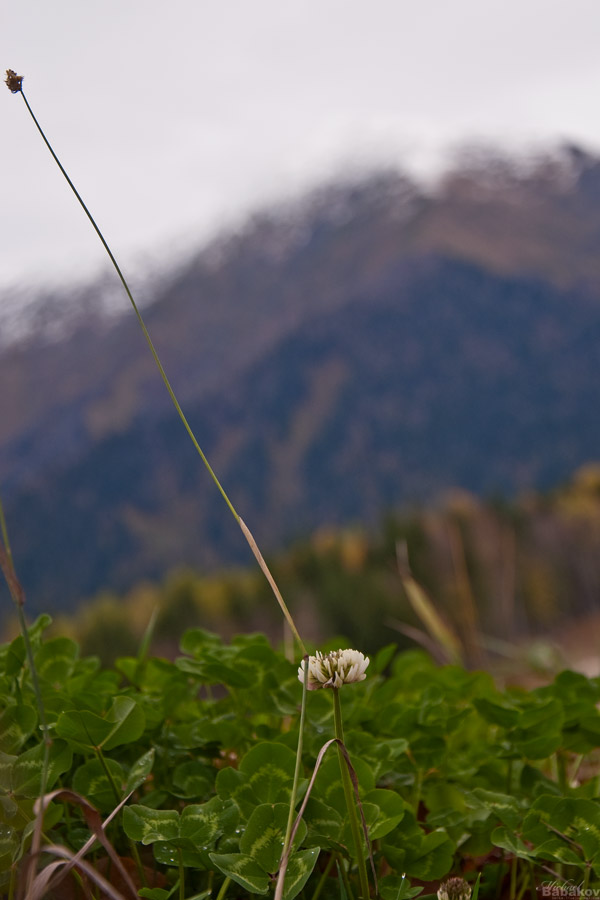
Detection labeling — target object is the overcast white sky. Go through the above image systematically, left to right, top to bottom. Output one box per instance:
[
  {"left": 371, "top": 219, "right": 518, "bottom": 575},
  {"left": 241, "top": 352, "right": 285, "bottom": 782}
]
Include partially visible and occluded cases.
[{"left": 3, "top": 0, "right": 600, "bottom": 295}]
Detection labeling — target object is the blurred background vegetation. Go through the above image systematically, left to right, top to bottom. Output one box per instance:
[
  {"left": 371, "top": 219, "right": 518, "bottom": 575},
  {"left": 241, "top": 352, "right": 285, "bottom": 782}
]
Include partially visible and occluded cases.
[
  {"left": 4, "top": 155, "right": 600, "bottom": 678},
  {"left": 5, "top": 462, "right": 598, "bottom": 674}
]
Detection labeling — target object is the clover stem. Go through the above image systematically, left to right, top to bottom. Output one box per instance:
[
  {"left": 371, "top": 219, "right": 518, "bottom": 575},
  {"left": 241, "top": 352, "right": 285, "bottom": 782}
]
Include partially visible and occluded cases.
[
  {"left": 283, "top": 655, "right": 309, "bottom": 857},
  {"left": 275, "top": 656, "right": 309, "bottom": 900},
  {"left": 332, "top": 689, "right": 370, "bottom": 900},
  {"left": 95, "top": 746, "right": 121, "bottom": 803},
  {"left": 556, "top": 751, "right": 568, "bottom": 794},
  {"left": 412, "top": 766, "right": 423, "bottom": 816},
  {"left": 178, "top": 849, "right": 185, "bottom": 900},
  {"left": 310, "top": 851, "right": 336, "bottom": 900},
  {"left": 336, "top": 854, "right": 355, "bottom": 900},
  {"left": 509, "top": 855, "right": 517, "bottom": 900},
  {"left": 582, "top": 861, "right": 592, "bottom": 895},
  {"left": 525, "top": 862, "right": 537, "bottom": 900},
  {"left": 7, "top": 866, "right": 16, "bottom": 900},
  {"left": 215, "top": 876, "right": 232, "bottom": 900}
]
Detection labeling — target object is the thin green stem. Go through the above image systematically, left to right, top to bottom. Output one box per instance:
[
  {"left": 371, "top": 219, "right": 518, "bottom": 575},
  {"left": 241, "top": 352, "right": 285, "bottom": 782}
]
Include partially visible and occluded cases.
[
  {"left": 16, "top": 86, "right": 307, "bottom": 656},
  {"left": 19, "top": 88, "right": 237, "bottom": 522},
  {"left": 283, "top": 656, "right": 309, "bottom": 854},
  {"left": 275, "top": 657, "right": 309, "bottom": 900},
  {"left": 332, "top": 689, "right": 370, "bottom": 900},
  {"left": 95, "top": 746, "right": 121, "bottom": 803},
  {"left": 556, "top": 751, "right": 568, "bottom": 794},
  {"left": 570, "top": 754, "right": 584, "bottom": 786},
  {"left": 506, "top": 759, "right": 513, "bottom": 796},
  {"left": 412, "top": 766, "right": 423, "bottom": 818},
  {"left": 178, "top": 849, "right": 185, "bottom": 900},
  {"left": 310, "top": 852, "right": 336, "bottom": 900},
  {"left": 494, "top": 853, "right": 505, "bottom": 900},
  {"left": 335, "top": 854, "right": 355, "bottom": 900},
  {"left": 510, "top": 854, "right": 517, "bottom": 900},
  {"left": 583, "top": 861, "right": 592, "bottom": 894},
  {"left": 527, "top": 862, "right": 537, "bottom": 900},
  {"left": 7, "top": 865, "right": 16, "bottom": 900},
  {"left": 515, "top": 868, "right": 530, "bottom": 900},
  {"left": 215, "top": 875, "right": 232, "bottom": 900}
]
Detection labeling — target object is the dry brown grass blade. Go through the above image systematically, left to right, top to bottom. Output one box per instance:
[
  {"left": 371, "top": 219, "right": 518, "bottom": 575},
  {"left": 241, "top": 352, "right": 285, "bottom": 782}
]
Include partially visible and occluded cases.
[
  {"left": 239, "top": 516, "right": 306, "bottom": 655},
  {"left": 445, "top": 520, "right": 484, "bottom": 666},
  {"left": 0, "top": 540, "right": 25, "bottom": 606},
  {"left": 396, "top": 541, "right": 464, "bottom": 665},
  {"left": 387, "top": 617, "right": 453, "bottom": 664},
  {"left": 274, "top": 736, "right": 377, "bottom": 900},
  {"left": 27, "top": 788, "right": 138, "bottom": 900},
  {"left": 73, "top": 788, "right": 134, "bottom": 859},
  {"left": 26, "top": 846, "right": 129, "bottom": 900}
]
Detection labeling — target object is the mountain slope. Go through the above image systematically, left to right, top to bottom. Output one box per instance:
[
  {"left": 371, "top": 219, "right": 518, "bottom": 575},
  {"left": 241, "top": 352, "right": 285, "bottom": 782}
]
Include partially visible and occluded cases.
[
  {"left": 3, "top": 147, "right": 600, "bottom": 609},
  {"left": 7, "top": 255, "right": 600, "bottom": 610}
]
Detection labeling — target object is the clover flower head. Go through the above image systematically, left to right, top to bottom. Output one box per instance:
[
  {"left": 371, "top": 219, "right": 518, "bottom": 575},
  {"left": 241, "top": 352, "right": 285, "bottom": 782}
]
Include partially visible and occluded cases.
[
  {"left": 5, "top": 70, "right": 23, "bottom": 93},
  {"left": 298, "top": 648, "right": 369, "bottom": 690},
  {"left": 437, "top": 877, "right": 472, "bottom": 900}
]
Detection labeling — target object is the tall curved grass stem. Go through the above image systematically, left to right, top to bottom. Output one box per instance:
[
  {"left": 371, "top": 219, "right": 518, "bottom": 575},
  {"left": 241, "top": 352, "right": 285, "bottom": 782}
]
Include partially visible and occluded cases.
[
  {"left": 14, "top": 82, "right": 305, "bottom": 655},
  {"left": 18, "top": 88, "right": 236, "bottom": 521},
  {"left": 239, "top": 518, "right": 306, "bottom": 653}
]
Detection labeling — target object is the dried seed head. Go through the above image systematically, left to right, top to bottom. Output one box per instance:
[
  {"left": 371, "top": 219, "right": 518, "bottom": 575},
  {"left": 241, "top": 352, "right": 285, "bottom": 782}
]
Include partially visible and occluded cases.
[
  {"left": 5, "top": 70, "right": 23, "bottom": 93},
  {"left": 298, "top": 648, "right": 369, "bottom": 690},
  {"left": 437, "top": 877, "right": 472, "bottom": 900}
]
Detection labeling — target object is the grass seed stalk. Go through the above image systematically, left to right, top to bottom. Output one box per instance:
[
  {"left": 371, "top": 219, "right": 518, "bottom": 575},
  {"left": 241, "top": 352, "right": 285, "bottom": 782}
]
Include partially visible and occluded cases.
[{"left": 4, "top": 68, "right": 306, "bottom": 656}]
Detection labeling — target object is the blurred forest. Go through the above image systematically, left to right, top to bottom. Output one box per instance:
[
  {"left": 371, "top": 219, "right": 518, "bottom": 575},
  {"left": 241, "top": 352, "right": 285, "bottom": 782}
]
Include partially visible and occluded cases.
[{"left": 9, "top": 462, "right": 598, "bottom": 673}]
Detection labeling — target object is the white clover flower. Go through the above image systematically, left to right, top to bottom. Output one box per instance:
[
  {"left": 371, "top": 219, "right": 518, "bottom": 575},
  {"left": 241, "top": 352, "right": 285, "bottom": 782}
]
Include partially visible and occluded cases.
[
  {"left": 298, "top": 648, "right": 369, "bottom": 690},
  {"left": 437, "top": 877, "right": 472, "bottom": 900}
]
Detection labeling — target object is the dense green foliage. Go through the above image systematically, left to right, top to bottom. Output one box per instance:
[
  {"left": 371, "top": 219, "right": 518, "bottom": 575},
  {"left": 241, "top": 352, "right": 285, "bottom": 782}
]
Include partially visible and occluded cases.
[
  {"left": 6, "top": 78, "right": 600, "bottom": 900},
  {"left": 2, "top": 617, "right": 600, "bottom": 898}
]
